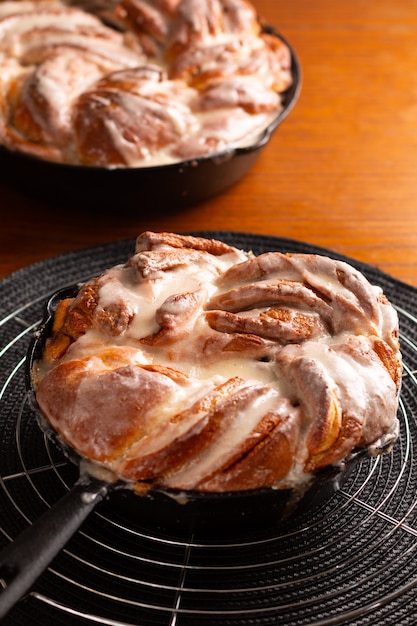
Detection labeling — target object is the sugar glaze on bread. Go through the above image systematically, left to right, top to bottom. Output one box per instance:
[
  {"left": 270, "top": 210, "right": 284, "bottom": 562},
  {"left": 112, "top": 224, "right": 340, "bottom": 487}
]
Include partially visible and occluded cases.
[{"left": 34, "top": 232, "right": 402, "bottom": 493}]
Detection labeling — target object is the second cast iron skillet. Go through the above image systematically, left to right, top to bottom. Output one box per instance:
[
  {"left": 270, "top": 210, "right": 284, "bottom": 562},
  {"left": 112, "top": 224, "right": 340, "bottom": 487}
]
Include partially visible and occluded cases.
[
  {"left": 0, "top": 28, "right": 301, "bottom": 211},
  {"left": 0, "top": 283, "right": 393, "bottom": 619}
]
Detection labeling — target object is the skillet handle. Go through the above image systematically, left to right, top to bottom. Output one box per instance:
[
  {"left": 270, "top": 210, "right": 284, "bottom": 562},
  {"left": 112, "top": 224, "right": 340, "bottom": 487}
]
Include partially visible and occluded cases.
[{"left": 0, "top": 475, "right": 109, "bottom": 620}]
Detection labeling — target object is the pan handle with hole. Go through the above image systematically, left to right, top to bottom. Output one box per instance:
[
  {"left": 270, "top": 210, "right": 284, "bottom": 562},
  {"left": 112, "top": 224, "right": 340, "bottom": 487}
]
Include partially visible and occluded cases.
[{"left": 0, "top": 474, "right": 110, "bottom": 620}]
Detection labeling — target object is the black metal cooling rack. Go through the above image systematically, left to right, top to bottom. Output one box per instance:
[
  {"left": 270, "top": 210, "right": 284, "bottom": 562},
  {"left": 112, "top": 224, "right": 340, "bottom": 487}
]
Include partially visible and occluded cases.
[{"left": 1, "top": 231, "right": 417, "bottom": 626}]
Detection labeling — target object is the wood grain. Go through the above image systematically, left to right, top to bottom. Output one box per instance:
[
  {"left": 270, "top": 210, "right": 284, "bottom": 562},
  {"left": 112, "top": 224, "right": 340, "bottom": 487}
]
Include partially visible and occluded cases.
[{"left": 1, "top": 0, "right": 416, "bottom": 288}]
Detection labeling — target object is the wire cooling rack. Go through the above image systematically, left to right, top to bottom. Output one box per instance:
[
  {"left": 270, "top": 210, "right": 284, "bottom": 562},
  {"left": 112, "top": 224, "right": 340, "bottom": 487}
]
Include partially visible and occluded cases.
[{"left": 1, "top": 231, "right": 417, "bottom": 626}]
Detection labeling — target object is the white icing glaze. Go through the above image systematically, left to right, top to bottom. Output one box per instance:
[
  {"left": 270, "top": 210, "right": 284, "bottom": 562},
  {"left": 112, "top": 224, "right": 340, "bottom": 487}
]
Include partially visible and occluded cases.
[
  {"left": 66, "top": 242, "right": 401, "bottom": 409},
  {"left": 163, "top": 388, "right": 281, "bottom": 489}
]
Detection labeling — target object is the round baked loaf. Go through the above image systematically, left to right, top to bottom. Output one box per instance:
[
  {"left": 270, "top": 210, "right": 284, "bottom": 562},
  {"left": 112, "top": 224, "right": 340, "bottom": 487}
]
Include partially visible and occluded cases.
[
  {"left": 0, "top": 0, "right": 292, "bottom": 167},
  {"left": 33, "top": 232, "right": 402, "bottom": 493}
]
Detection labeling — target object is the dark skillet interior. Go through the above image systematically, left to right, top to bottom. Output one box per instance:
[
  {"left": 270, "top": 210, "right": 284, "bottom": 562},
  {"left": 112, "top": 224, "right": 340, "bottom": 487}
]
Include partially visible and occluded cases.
[
  {"left": 0, "top": 29, "right": 301, "bottom": 212},
  {"left": 25, "top": 282, "right": 378, "bottom": 537}
]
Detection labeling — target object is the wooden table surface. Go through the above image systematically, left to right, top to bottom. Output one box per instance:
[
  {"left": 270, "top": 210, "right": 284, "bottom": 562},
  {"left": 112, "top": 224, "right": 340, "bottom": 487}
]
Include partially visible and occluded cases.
[{"left": 1, "top": 0, "right": 417, "bottom": 288}]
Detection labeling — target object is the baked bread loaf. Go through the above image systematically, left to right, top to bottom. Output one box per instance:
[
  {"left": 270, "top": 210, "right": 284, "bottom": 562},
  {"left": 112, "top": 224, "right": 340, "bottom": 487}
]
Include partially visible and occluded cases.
[
  {"left": 0, "top": 0, "right": 293, "bottom": 167},
  {"left": 33, "top": 232, "right": 402, "bottom": 493}
]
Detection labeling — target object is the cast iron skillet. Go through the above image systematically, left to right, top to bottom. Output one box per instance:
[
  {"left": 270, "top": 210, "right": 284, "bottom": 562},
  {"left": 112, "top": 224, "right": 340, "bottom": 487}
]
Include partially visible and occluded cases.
[
  {"left": 0, "top": 28, "right": 301, "bottom": 211},
  {"left": 0, "top": 283, "right": 394, "bottom": 619}
]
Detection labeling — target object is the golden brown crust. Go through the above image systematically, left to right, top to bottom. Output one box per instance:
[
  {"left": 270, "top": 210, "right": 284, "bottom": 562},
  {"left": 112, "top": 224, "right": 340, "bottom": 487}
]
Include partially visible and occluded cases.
[
  {"left": 135, "top": 230, "right": 239, "bottom": 255},
  {"left": 205, "top": 307, "right": 329, "bottom": 343},
  {"left": 372, "top": 337, "right": 402, "bottom": 387}
]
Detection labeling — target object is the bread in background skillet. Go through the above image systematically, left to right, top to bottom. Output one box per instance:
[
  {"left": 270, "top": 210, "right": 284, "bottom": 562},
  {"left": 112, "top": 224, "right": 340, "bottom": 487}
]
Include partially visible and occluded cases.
[{"left": 0, "top": 0, "right": 292, "bottom": 166}]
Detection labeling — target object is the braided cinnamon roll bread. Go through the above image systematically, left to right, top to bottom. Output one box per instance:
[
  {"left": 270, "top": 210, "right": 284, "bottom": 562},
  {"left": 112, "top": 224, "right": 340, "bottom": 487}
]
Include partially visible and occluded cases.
[
  {"left": 0, "top": 0, "right": 293, "bottom": 167},
  {"left": 33, "top": 232, "right": 402, "bottom": 494}
]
